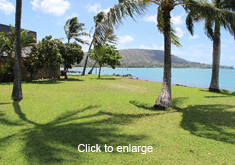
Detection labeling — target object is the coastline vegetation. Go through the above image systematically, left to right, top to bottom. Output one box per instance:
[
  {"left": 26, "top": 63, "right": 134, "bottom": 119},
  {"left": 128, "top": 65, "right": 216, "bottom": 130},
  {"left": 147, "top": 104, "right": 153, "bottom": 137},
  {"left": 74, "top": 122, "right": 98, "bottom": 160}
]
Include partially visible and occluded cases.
[{"left": 75, "top": 62, "right": 234, "bottom": 69}]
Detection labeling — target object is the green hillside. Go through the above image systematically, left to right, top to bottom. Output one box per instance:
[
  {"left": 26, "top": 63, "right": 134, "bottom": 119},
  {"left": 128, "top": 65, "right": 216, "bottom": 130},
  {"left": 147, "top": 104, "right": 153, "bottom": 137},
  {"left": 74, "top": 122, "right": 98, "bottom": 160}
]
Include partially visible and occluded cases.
[
  {"left": 78, "top": 49, "right": 233, "bottom": 68},
  {"left": 119, "top": 49, "right": 193, "bottom": 67}
]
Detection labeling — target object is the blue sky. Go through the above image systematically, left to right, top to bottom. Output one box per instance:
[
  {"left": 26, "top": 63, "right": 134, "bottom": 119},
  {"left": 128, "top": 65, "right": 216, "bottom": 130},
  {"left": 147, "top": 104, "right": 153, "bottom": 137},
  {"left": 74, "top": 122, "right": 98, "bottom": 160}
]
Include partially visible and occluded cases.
[{"left": 1, "top": 0, "right": 234, "bottom": 67}]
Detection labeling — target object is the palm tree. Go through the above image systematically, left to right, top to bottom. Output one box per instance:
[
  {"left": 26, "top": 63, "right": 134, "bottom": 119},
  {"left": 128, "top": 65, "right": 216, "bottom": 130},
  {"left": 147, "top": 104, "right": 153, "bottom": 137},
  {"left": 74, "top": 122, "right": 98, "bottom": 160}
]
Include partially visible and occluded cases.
[
  {"left": 12, "top": 0, "right": 23, "bottom": 101},
  {"left": 103, "top": 0, "right": 227, "bottom": 108},
  {"left": 106, "top": 0, "right": 185, "bottom": 108},
  {"left": 186, "top": 0, "right": 235, "bottom": 92},
  {"left": 81, "top": 11, "right": 107, "bottom": 76},
  {"left": 64, "top": 17, "right": 90, "bottom": 44},
  {"left": 64, "top": 17, "right": 89, "bottom": 77},
  {"left": 88, "top": 28, "right": 118, "bottom": 74}
]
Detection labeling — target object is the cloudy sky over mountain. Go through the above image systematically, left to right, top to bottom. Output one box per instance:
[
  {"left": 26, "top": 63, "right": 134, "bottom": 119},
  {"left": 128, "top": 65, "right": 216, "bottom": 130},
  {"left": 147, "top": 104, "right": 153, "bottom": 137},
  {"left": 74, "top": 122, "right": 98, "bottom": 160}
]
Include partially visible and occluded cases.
[{"left": 1, "top": 0, "right": 234, "bottom": 66}]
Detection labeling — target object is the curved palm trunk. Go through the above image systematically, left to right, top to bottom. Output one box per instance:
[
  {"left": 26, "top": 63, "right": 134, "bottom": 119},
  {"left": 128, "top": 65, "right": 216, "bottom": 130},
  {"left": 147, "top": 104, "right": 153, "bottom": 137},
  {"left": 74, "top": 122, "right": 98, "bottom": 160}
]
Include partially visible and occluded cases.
[
  {"left": 12, "top": 0, "right": 23, "bottom": 101},
  {"left": 154, "top": 10, "right": 172, "bottom": 109},
  {"left": 209, "top": 31, "right": 221, "bottom": 92},
  {"left": 81, "top": 37, "right": 94, "bottom": 76},
  {"left": 88, "top": 61, "right": 97, "bottom": 74}
]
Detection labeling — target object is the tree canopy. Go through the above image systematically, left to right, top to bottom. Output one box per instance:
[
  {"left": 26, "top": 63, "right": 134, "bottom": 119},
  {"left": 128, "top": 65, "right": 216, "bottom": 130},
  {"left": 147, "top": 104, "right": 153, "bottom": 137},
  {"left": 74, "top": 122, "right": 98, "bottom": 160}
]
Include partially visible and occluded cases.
[
  {"left": 24, "top": 36, "right": 62, "bottom": 81},
  {"left": 58, "top": 41, "right": 84, "bottom": 79},
  {"left": 88, "top": 44, "right": 121, "bottom": 78}
]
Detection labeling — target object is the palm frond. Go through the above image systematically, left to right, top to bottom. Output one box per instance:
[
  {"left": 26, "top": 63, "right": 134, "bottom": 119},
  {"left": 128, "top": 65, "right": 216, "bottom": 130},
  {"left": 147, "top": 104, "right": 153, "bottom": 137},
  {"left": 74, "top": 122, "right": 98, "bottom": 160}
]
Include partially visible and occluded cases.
[
  {"left": 104, "top": 0, "right": 149, "bottom": 29},
  {"left": 185, "top": 0, "right": 235, "bottom": 40},
  {"left": 156, "top": 6, "right": 182, "bottom": 47},
  {"left": 186, "top": 13, "right": 194, "bottom": 36},
  {"left": 64, "top": 17, "right": 90, "bottom": 44},
  {"left": 74, "top": 38, "right": 90, "bottom": 45}
]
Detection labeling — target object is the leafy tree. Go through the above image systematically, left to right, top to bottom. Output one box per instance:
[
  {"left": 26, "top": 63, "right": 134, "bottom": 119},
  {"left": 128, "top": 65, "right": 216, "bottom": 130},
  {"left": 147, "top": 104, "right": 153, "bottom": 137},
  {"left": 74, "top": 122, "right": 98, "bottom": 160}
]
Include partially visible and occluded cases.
[
  {"left": 12, "top": 0, "right": 23, "bottom": 101},
  {"left": 186, "top": 0, "right": 235, "bottom": 92},
  {"left": 64, "top": 17, "right": 90, "bottom": 44},
  {"left": 0, "top": 32, "right": 9, "bottom": 56},
  {"left": 24, "top": 36, "right": 62, "bottom": 81},
  {"left": 58, "top": 41, "right": 84, "bottom": 79},
  {"left": 88, "top": 44, "right": 121, "bottom": 79}
]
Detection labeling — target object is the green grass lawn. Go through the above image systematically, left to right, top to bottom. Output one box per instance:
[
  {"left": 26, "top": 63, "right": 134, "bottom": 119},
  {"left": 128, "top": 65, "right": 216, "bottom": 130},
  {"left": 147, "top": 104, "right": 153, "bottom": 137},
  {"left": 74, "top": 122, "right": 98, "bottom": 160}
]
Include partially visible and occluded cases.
[{"left": 1, "top": 75, "right": 235, "bottom": 165}]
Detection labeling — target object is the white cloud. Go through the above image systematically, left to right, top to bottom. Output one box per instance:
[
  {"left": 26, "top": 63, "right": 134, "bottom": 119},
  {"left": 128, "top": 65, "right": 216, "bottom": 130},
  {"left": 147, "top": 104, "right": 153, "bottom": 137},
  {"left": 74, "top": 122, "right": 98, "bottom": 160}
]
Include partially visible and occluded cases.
[
  {"left": 0, "top": 0, "right": 15, "bottom": 15},
  {"left": 31, "top": 0, "right": 70, "bottom": 16},
  {"left": 31, "top": 0, "right": 40, "bottom": 10},
  {"left": 85, "top": 3, "right": 110, "bottom": 13},
  {"left": 86, "top": 3, "right": 100, "bottom": 13},
  {"left": 102, "top": 7, "right": 111, "bottom": 13},
  {"left": 142, "top": 14, "right": 157, "bottom": 23},
  {"left": 171, "top": 14, "right": 184, "bottom": 25},
  {"left": 175, "top": 27, "right": 185, "bottom": 38},
  {"left": 189, "top": 34, "right": 199, "bottom": 39},
  {"left": 119, "top": 35, "right": 134, "bottom": 44},
  {"left": 140, "top": 44, "right": 163, "bottom": 50}
]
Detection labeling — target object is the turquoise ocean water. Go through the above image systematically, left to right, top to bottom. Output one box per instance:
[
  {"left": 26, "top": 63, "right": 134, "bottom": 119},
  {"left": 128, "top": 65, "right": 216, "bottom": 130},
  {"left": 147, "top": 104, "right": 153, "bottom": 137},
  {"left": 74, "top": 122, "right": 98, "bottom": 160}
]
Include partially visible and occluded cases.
[{"left": 66, "top": 67, "right": 235, "bottom": 92}]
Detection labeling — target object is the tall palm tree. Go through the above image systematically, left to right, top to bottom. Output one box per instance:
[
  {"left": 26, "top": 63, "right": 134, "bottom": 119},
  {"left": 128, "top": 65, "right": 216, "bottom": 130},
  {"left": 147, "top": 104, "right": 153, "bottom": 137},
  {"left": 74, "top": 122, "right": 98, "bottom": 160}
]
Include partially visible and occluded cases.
[
  {"left": 12, "top": 0, "right": 23, "bottom": 101},
  {"left": 103, "top": 0, "right": 226, "bottom": 108},
  {"left": 106, "top": 0, "right": 187, "bottom": 108},
  {"left": 186, "top": 0, "right": 235, "bottom": 92},
  {"left": 81, "top": 11, "right": 106, "bottom": 76},
  {"left": 64, "top": 17, "right": 90, "bottom": 44},
  {"left": 64, "top": 17, "right": 89, "bottom": 78},
  {"left": 88, "top": 28, "right": 118, "bottom": 74}
]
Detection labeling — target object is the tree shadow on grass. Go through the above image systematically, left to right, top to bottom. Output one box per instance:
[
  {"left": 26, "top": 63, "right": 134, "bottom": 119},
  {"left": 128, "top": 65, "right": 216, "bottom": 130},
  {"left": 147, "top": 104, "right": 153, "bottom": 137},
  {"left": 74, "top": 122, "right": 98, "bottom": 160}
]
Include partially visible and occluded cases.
[
  {"left": 89, "top": 77, "right": 118, "bottom": 81},
  {"left": 99, "top": 77, "right": 117, "bottom": 80},
  {"left": 0, "top": 78, "right": 83, "bottom": 85},
  {"left": 24, "top": 78, "right": 83, "bottom": 85},
  {"left": 58, "top": 78, "right": 84, "bottom": 82},
  {"left": 200, "top": 89, "right": 235, "bottom": 98},
  {"left": 173, "top": 97, "right": 235, "bottom": 144},
  {"left": 129, "top": 100, "right": 166, "bottom": 111},
  {"left": 0, "top": 101, "right": 153, "bottom": 164},
  {"left": 0, "top": 102, "right": 11, "bottom": 105},
  {"left": 0, "top": 102, "right": 25, "bottom": 126}
]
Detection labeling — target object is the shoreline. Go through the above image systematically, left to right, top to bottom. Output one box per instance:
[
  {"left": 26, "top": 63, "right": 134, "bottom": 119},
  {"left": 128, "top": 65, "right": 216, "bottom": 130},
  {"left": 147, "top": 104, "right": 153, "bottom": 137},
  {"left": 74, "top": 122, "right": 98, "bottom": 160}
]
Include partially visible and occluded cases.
[
  {"left": 63, "top": 67, "right": 235, "bottom": 92},
  {"left": 111, "top": 73, "right": 209, "bottom": 91}
]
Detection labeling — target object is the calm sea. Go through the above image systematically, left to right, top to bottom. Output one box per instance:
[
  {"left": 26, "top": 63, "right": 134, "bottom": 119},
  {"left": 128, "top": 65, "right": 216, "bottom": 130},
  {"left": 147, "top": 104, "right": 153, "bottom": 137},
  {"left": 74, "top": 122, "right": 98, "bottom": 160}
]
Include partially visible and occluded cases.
[{"left": 66, "top": 67, "right": 235, "bottom": 92}]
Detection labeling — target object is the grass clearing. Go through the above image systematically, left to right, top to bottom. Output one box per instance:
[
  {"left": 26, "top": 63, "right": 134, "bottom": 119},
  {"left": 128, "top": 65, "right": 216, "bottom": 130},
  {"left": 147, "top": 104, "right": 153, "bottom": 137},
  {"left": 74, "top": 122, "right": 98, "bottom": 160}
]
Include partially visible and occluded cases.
[{"left": 1, "top": 74, "right": 235, "bottom": 164}]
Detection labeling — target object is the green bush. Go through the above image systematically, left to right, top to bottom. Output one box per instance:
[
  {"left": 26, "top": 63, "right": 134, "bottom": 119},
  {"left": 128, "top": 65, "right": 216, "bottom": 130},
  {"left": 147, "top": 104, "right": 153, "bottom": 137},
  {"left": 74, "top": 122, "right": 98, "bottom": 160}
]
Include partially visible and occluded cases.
[{"left": 0, "top": 62, "right": 14, "bottom": 82}]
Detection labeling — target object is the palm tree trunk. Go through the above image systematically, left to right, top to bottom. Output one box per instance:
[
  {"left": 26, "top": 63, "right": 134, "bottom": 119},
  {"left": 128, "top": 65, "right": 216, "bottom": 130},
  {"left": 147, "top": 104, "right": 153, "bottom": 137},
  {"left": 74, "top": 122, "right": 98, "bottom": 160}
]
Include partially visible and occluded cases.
[
  {"left": 12, "top": 0, "right": 23, "bottom": 101},
  {"left": 154, "top": 10, "right": 172, "bottom": 109},
  {"left": 209, "top": 31, "right": 221, "bottom": 92},
  {"left": 81, "top": 37, "right": 94, "bottom": 76},
  {"left": 88, "top": 61, "right": 97, "bottom": 74},
  {"left": 98, "top": 64, "right": 102, "bottom": 79}
]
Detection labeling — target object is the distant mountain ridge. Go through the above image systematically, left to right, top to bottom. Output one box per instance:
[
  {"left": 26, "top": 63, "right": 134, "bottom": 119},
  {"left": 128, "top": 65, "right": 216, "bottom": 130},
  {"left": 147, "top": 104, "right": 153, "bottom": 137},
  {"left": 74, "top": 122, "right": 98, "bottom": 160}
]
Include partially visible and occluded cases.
[
  {"left": 78, "top": 48, "right": 233, "bottom": 68},
  {"left": 119, "top": 49, "right": 192, "bottom": 67}
]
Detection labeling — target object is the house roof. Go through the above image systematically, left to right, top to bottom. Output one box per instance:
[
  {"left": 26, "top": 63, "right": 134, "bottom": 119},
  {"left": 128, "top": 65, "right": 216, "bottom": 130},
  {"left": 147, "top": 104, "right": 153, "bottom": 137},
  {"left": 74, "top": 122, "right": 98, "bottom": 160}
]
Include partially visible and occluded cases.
[{"left": 0, "top": 23, "right": 37, "bottom": 36}]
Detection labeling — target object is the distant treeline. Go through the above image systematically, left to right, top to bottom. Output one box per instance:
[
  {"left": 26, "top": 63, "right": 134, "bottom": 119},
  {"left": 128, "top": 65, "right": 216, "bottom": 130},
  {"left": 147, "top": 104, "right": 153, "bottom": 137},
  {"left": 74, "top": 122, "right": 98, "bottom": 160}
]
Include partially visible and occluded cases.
[{"left": 75, "top": 62, "right": 234, "bottom": 69}]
